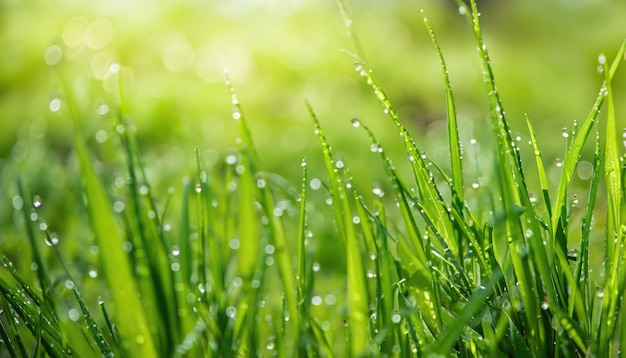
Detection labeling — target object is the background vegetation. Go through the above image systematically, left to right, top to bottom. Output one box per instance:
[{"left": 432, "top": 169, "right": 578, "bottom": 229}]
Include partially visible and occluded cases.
[{"left": 1, "top": 0, "right": 625, "bottom": 356}]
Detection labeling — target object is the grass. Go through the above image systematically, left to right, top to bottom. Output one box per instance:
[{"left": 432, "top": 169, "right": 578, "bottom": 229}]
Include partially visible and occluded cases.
[{"left": 1, "top": 0, "right": 625, "bottom": 356}]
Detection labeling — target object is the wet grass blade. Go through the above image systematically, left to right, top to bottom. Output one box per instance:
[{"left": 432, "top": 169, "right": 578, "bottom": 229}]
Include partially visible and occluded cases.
[
  {"left": 423, "top": 14, "right": 464, "bottom": 204},
  {"left": 550, "top": 40, "right": 626, "bottom": 243},
  {"left": 596, "top": 47, "right": 625, "bottom": 357},
  {"left": 62, "top": 75, "right": 157, "bottom": 357},
  {"left": 228, "top": 79, "right": 299, "bottom": 353},
  {"left": 308, "top": 103, "right": 369, "bottom": 356}
]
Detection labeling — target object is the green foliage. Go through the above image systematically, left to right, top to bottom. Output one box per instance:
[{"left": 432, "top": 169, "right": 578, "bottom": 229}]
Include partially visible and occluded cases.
[{"left": 1, "top": 1, "right": 625, "bottom": 356}]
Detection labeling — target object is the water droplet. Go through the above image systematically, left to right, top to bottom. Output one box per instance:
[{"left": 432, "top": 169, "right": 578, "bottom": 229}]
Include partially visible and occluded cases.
[
  {"left": 458, "top": 5, "right": 467, "bottom": 15},
  {"left": 44, "top": 45, "right": 63, "bottom": 66},
  {"left": 598, "top": 53, "right": 606, "bottom": 65},
  {"left": 109, "top": 61, "right": 120, "bottom": 74},
  {"left": 49, "top": 98, "right": 62, "bottom": 112},
  {"left": 97, "top": 103, "right": 109, "bottom": 115},
  {"left": 232, "top": 111, "right": 241, "bottom": 120},
  {"left": 351, "top": 117, "right": 361, "bottom": 128},
  {"left": 561, "top": 128, "right": 569, "bottom": 138},
  {"left": 95, "top": 130, "right": 107, "bottom": 143},
  {"left": 470, "top": 138, "right": 477, "bottom": 145},
  {"left": 225, "top": 155, "right": 237, "bottom": 165},
  {"left": 555, "top": 158, "right": 563, "bottom": 168},
  {"left": 335, "top": 160, "right": 344, "bottom": 169},
  {"left": 256, "top": 178, "right": 266, "bottom": 188},
  {"left": 309, "top": 178, "right": 321, "bottom": 190},
  {"left": 471, "top": 181, "right": 480, "bottom": 189},
  {"left": 194, "top": 183, "right": 202, "bottom": 193},
  {"left": 372, "top": 186, "right": 384, "bottom": 197},
  {"left": 12, "top": 196, "right": 24, "bottom": 210},
  {"left": 352, "top": 215, "right": 361, "bottom": 224},
  {"left": 44, "top": 234, "right": 59, "bottom": 246},
  {"left": 229, "top": 238, "right": 240, "bottom": 250},
  {"left": 122, "top": 241, "right": 133, "bottom": 252},
  {"left": 265, "top": 244, "right": 275, "bottom": 255},
  {"left": 265, "top": 257, "right": 274, "bottom": 266},
  {"left": 312, "top": 262, "right": 320, "bottom": 272},
  {"left": 170, "top": 263, "right": 180, "bottom": 272},
  {"left": 88, "top": 269, "right": 98, "bottom": 278},
  {"left": 232, "top": 277, "right": 242, "bottom": 288},
  {"left": 65, "top": 280, "right": 75, "bottom": 289},
  {"left": 311, "top": 296, "right": 322, "bottom": 306},
  {"left": 225, "top": 306, "right": 237, "bottom": 319},
  {"left": 68, "top": 309, "right": 80, "bottom": 321},
  {"left": 392, "top": 313, "right": 401, "bottom": 324},
  {"left": 266, "top": 339, "right": 275, "bottom": 351}
]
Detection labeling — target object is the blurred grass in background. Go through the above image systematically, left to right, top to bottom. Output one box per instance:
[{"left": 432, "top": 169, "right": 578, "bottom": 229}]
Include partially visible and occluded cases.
[
  {"left": 0, "top": 0, "right": 626, "bottom": 294},
  {"left": 1, "top": 0, "right": 625, "bottom": 355},
  {"left": 1, "top": 0, "right": 625, "bottom": 300},
  {"left": 2, "top": 0, "right": 625, "bottom": 172}
]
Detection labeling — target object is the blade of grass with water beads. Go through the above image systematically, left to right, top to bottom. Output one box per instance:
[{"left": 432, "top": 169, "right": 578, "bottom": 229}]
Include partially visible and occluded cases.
[
  {"left": 423, "top": 14, "right": 464, "bottom": 205},
  {"left": 550, "top": 39, "right": 625, "bottom": 245},
  {"left": 596, "top": 50, "right": 625, "bottom": 357},
  {"left": 62, "top": 76, "right": 157, "bottom": 357},
  {"left": 228, "top": 79, "right": 299, "bottom": 352},
  {"left": 308, "top": 102, "right": 369, "bottom": 356},
  {"left": 116, "top": 117, "right": 180, "bottom": 353},
  {"left": 356, "top": 120, "right": 445, "bottom": 338},
  {"left": 573, "top": 131, "right": 600, "bottom": 331},
  {"left": 15, "top": 178, "right": 56, "bottom": 325},
  {"left": 0, "top": 277, "right": 66, "bottom": 356},
  {"left": 0, "top": 309, "right": 22, "bottom": 358}
]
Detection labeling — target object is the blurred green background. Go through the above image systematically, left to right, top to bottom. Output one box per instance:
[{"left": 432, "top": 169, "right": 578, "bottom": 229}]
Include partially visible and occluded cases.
[{"left": 1, "top": 0, "right": 625, "bottom": 271}]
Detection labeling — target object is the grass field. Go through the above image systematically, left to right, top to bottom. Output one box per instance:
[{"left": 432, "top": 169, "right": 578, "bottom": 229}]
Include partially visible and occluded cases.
[{"left": 1, "top": 0, "right": 625, "bottom": 356}]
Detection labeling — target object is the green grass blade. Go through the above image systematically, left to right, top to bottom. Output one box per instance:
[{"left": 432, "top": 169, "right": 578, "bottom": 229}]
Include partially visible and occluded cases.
[
  {"left": 423, "top": 14, "right": 464, "bottom": 204},
  {"left": 550, "top": 39, "right": 626, "bottom": 241},
  {"left": 596, "top": 49, "right": 625, "bottom": 357},
  {"left": 228, "top": 80, "right": 299, "bottom": 353},
  {"left": 63, "top": 82, "right": 157, "bottom": 357},
  {"left": 308, "top": 103, "right": 369, "bottom": 356},
  {"left": 526, "top": 115, "right": 553, "bottom": 222},
  {"left": 575, "top": 131, "right": 601, "bottom": 330},
  {"left": 15, "top": 178, "right": 56, "bottom": 326},
  {"left": 0, "top": 289, "right": 29, "bottom": 357}
]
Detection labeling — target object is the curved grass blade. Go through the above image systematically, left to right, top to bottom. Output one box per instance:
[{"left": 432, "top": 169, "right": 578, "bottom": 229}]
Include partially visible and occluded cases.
[{"left": 550, "top": 40, "right": 626, "bottom": 243}]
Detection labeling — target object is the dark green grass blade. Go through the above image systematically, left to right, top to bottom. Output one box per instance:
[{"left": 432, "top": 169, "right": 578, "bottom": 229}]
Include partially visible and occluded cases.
[
  {"left": 15, "top": 178, "right": 56, "bottom": 327},
  {"left": 47, "top": 233, "right": 114, "bottom": 356},
  {"left": 0, "top": 277, "right": 66, "bottom": 356},
  {"left": 0, "top": 289, "right": 29, "bottom": 357}
]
